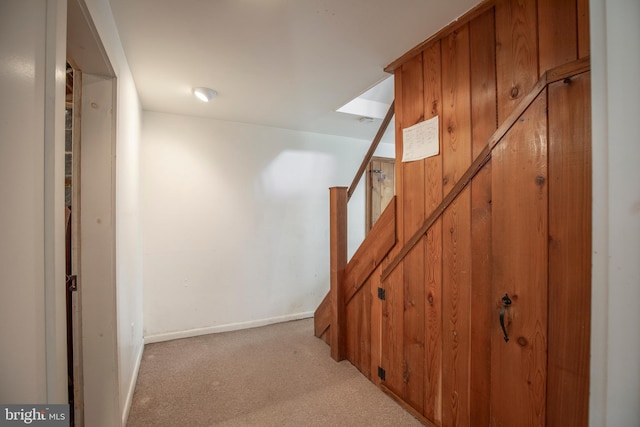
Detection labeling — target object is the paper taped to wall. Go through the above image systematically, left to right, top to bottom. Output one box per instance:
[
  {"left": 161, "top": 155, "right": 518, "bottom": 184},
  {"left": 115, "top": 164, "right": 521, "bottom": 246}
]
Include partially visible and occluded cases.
[{"left": 402, "top": 115, "right": 439, "bottom": 162}]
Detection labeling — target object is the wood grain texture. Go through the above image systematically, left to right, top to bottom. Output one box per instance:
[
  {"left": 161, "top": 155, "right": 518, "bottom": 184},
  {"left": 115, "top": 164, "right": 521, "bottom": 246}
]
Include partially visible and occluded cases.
[
  {"left": 495, "top": 0, "right": 539, "bottom": 123},
  {"left": 538, "top": 0, "right": 578, "bottom": 75},
  {"left": 577, "top": 0, "right": 590, "bottom": 58},
  {"left": 469, "top": 9, "right": 497, "bottom": 425},
  {"left": 441, "top": 24, "right": 473, "bottom": 427},
  {"left": 422, "top": 40, "right": 443, "bottom": 424},
  {"left": 401, "top": 53, "right": 426, "bottom": 413},
  {"left": 546, "top": 56, "right": 590, "bottom": 84},
  {"left": 381, "top": 67, "right": 406, "bottom": 398},
  {"left": 547, "top": 72, "right": 591, "bottom": 426},
  {"left": 381, "top": 73, "right": 549, "bottom": 283},
  {"left": 490, "top": 92, "right": 548, "bottom": 427},
  {"left": 329, "top": 187, "right": 348, "bottom": 361},
  {"left": 343, "top": 197, "right": 397, "bottom": 304},
  {"left": 370, "top": 265, "right": 383, "bottom": 386},
  {"left": 381, "top": 265, "right": 405, "bottom": 397},
  {"left": 346, "top": 280, "right": 372, "bottom": 379},
  {"left": 346, "top": 285, "right": 363, "bottom": 369},
  {"left": 380, "top": 384, "right": 436, "bottom": 427}
]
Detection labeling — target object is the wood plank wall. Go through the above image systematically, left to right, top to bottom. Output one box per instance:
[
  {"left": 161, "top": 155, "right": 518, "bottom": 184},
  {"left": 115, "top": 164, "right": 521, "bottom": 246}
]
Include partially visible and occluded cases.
[{"left": 341, "top": 0, "right": 591, "bottom": 425}]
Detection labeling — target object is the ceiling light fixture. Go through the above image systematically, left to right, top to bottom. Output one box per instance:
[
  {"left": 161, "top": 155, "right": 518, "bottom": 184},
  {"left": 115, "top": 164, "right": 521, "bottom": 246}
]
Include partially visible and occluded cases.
[{"left": 193, "top": 87, "right": 217, "bottom": 102}]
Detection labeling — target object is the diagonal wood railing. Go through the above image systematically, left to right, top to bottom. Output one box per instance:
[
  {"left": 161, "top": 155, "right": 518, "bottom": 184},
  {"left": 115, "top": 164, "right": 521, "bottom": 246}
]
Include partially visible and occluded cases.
[
  {"left": 380, "top": 56, "right": 590, "bottom": 281},
  {"left": 314, "top": 99, "right": 395, "bottom": 360},
  {"left": 347, "top": 101, "right": 395, "bottom": 201}
]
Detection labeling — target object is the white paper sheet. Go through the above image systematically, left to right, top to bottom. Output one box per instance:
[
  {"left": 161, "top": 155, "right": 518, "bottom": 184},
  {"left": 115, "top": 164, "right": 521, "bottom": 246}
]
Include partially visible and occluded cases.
[{"left": 402, "top": 115, "right": 439, "bottom": 162}]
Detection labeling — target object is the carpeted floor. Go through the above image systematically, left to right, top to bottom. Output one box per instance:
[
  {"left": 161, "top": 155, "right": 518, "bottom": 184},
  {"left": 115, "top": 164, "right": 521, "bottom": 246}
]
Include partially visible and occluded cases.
[{"left": 127, "top": 318, "right": 422, "bottom": 426}]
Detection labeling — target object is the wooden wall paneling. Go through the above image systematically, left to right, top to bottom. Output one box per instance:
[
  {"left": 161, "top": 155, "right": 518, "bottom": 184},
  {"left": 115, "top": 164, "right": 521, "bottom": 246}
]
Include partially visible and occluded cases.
[
  {"left": 495, "top": 0, "right": 539, "bottom": 123},
  {"left": 538, "top": 0, "right": 578, "bottom": 75},
  {"left": 577, "top": 0, "right": 590, "bottom": 58},
  {"left": 469, "top": 8, "right": 497, "bottom": 425},
  {"left": 441, "top": 24, "right": 473, "bottom": 427},
  {"left": 422, "top": 40, "right": 443, "bottom": 424},
  {"left": 401, "top": 53, "right": 426, "bottom": 413},
  {"left": 380, "top": 64, "right": 408, "bottom": 400},
  {"left": 547, "top": 72, "right": 591, "bottom": 425},
  {"left": 490, "top": 92, "right": 548, "bottom": 426},
  {"left": 343, "top": 197, "right": 397, "bottom": 303},
  {"left": 370, "top": 265, "right": 383, "bottom": 386},
  {"left": 381, "top": 265, "right": 405, "bottom": 397},
  {"left": 359, "top": 279, "right": 372, "bottom": 379},
  {"left": 346, "top": 280, "right": 372, "bottom": 378},
  {"left": 361, "top": 280, "right": 372, "bottom": 379},
  {"left": 345, "top": 286, "right": 362, "bottom": 370}
]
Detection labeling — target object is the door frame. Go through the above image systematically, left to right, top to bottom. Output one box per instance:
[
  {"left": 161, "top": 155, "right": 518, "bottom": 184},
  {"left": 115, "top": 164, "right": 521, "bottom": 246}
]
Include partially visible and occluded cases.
[
  {"left": 67, "top": 0, "right": 119, "bottom": 425},
  {"left": 365, "top": 156, "right": 395, "bottom": 234}
]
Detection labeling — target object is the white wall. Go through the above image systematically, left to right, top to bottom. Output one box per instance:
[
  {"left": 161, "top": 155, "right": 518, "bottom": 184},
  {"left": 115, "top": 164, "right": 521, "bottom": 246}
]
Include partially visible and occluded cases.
[
  {"left": 0, "top": 0, "right": 67, "bottom": 404},
  {"left": 81, "top": 0, "right": 144, "bottom": 424},
  {"left": 590, "top": 0, "right": 640, "bottom": 425},
  {"left": 141, "top": 111, "right": 392, "bottom": 340}
]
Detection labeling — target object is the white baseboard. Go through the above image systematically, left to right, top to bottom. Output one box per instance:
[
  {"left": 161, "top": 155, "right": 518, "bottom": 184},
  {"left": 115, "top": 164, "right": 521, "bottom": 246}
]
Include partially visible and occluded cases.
[
  {"left": 143, "top": 311, "right": 315, "bottom": 344},
  {"left": 121, "top": 341, "right": 144, "bottom": 426}
]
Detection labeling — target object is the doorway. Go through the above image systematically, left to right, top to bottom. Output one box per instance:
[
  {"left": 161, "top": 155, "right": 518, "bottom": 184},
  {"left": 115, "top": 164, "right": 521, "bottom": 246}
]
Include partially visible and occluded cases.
[
  {"left": 66, "top": 0, "right": 119, "bottom": 425},
  {"left": 64, "top": 63, "right": 82, "bottom": 426},
  {"left": 365, "top": 157, "right": 395, "bottom": 234}
]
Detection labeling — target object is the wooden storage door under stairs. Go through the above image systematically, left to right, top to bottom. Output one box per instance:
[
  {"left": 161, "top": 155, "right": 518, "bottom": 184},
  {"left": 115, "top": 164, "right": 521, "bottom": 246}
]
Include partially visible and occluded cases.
[{"left": 378, "top": 73, "right": 591, "bottom": 426}]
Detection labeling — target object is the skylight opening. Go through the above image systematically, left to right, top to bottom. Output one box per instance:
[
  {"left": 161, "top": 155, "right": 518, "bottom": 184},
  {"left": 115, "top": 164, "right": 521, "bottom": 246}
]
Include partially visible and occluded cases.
[{"left": 337, "top": 75, "right": 394, "bottom": 120}]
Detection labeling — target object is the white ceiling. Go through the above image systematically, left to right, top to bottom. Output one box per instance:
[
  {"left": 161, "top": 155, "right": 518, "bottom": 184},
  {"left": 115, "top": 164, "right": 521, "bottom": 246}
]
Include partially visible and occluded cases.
[{"left": 108, "top": 0, "right": 480, "bottom": 141}]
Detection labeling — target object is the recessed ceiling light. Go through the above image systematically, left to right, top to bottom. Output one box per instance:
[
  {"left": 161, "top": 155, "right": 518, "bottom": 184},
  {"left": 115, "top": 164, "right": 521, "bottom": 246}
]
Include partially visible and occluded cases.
[{"left": 193, "top": 87, "right": 217, "bottom": 102}]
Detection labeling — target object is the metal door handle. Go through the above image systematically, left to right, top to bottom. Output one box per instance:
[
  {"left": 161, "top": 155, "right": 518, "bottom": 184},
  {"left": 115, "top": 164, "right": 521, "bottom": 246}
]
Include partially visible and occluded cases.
[{"left": 500, "top": 293, "right": 512, "bottom": 342}]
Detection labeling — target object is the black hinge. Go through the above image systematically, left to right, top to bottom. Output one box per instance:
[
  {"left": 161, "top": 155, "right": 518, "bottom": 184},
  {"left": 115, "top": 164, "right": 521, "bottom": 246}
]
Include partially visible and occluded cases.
[
  {"left": 377, "top": 287, "right": 386, "bottom": 301},
  {"left": 378, "top": 366, "right": 386, "bottom": 381}
]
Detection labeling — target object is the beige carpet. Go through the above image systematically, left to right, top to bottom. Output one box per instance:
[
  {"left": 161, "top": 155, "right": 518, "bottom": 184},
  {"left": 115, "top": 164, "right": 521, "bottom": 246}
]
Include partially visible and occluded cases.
[{"left": 127, "top": 318, "right": 422, "bottom": 427}]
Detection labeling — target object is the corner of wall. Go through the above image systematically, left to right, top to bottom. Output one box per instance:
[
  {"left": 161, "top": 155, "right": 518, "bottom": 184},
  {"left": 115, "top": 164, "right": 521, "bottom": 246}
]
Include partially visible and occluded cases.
[{"left": 121, "top": 341, "right": 144, "bottom": 426}]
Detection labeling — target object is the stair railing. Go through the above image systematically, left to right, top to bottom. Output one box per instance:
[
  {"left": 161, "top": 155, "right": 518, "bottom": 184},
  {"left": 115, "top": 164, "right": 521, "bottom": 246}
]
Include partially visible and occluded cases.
[
  {"left": 323, "top": 101, "right": 395, "bottom": 361},
  {"left": 347, "top": 101, "right": 395, "bottom": 201}
]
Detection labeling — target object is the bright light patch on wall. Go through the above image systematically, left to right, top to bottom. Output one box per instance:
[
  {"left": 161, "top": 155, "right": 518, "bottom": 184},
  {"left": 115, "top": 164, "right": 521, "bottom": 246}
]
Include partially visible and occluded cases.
[
  {"left": 337, "top": 75, "right": 394, "bottom": 120},
  {"left": 260, "top": 150, "right": 334, "bottom": 198}
]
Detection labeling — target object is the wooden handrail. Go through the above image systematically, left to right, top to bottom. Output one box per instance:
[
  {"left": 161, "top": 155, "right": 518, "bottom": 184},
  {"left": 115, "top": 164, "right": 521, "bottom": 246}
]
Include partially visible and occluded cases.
[
  {"left": 380, "top": 57, "right": 590, "bottom": 282},
  {"left": 347, "top": 100, "right": 395, "bottom": 201}
]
